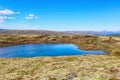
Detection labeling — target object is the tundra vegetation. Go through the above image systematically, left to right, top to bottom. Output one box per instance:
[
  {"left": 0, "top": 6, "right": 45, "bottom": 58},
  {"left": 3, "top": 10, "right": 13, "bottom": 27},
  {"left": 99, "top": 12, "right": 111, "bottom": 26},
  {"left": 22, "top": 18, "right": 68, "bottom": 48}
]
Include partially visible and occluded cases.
[
  {"left": 0, "top": 31, "right": 120, "bottom": 80},
  {"left": 0, "top": 34, "right": 120, "bottom": 55},
  {"left": 1, "top": 55, "right": 120, "bottom": 80}
]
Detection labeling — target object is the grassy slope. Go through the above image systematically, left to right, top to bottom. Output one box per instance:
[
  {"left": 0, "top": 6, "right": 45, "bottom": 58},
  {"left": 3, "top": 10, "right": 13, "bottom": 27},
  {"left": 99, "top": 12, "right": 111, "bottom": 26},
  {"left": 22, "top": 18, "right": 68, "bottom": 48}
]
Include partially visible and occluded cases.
[
  {"left": 98, "top": 36, "right": 120, "bottom": 55},
  {"left": 0, "top": 55, "right": 120, "bottom": 80}
]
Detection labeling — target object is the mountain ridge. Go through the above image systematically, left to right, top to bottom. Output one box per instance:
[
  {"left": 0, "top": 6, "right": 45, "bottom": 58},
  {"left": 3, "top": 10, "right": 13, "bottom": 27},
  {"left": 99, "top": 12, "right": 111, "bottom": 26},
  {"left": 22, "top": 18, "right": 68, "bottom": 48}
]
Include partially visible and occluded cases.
[
  {"left": 0, "top": 29, "right": 119, "bottom": 36},
  {"left": 65, "top": 31, "right": 120, "bottom": 36}
]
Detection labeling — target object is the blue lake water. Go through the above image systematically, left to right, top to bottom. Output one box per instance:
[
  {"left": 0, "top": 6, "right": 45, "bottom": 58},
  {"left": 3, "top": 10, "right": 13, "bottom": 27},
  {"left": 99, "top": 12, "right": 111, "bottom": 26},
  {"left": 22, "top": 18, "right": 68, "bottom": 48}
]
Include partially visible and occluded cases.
[{"left": 0, "top": 43, "right": 105, "bottom": 58}]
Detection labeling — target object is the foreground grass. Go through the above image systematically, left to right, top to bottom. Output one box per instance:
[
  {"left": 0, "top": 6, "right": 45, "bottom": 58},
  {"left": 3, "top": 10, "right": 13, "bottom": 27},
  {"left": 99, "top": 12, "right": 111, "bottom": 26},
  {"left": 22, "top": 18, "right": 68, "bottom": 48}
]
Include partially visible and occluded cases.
[{"left": 0, "top": 55, "right": 120, "bottom": 80}]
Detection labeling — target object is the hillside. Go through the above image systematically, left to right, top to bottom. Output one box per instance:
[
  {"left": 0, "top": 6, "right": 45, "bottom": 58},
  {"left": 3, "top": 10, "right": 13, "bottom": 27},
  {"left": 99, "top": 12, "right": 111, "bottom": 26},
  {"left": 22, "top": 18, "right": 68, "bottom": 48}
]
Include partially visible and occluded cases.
[
  {"left": 0, "top": 29, "right": 6, "bottom": 30},
  {"left": 0, "top": 30, "right": 72, "bottom": 35},
  {"left": 0, "top": 30, "right": 120, "bottom": 36},
  {"left": 65, "top": 31, "right": 120, "bottom": 36},
  {"left": 109, "top": 34, "right": 120, "bottom": 36}
]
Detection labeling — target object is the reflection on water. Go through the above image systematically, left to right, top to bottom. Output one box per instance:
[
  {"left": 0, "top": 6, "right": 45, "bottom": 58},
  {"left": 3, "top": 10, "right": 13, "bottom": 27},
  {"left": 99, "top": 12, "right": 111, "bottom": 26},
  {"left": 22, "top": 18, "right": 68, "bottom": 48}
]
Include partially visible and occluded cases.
[{"left": 0, "top": 43, "right": 105, "bottom": 58}]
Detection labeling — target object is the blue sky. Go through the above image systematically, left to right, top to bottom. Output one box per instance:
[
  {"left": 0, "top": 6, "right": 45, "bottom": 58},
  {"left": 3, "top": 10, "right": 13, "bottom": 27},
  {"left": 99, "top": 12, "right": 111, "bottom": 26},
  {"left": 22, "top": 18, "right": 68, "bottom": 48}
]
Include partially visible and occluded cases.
[{"left": 0, "top": 0, "right": 120, "bottom": 31}]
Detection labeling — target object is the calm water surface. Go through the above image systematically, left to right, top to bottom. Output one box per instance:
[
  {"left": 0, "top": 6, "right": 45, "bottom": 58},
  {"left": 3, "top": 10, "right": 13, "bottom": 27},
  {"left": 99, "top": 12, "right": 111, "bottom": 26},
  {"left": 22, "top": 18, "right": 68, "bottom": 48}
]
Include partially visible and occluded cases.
[{"left": 0, "top": 43, "right": 105, "bottom": 58}]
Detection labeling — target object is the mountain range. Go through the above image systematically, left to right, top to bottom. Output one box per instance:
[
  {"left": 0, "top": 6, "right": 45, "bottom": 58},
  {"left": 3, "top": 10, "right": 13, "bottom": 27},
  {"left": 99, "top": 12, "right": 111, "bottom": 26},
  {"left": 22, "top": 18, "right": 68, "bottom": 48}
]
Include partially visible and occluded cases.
[
  {"left": 0, "top": 29, "right": 120, "bottom": 36},
  {"left": 65, "top": 31, "right": 120, "bottom": 36}
]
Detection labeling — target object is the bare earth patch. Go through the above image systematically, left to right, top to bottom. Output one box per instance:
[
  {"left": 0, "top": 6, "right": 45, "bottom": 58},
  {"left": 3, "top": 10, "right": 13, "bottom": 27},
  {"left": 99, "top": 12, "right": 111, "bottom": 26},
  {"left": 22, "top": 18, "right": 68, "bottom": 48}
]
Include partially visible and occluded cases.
[{"left": 0, "top": 55, "right": 120, "bottom": 80}]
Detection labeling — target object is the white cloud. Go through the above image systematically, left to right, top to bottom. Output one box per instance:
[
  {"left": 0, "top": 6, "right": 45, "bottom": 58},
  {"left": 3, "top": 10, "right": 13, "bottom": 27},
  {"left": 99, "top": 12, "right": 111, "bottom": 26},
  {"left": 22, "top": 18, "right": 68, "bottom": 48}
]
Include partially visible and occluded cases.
[
  {"left": 0, "top": 8, "right": 20, "bottom": 24},
  {"left": 0, "top": 9, "right": 20, "bottom": 15},
  {"left": 0, "top": 9, "right": 14, "bottom": 15},
  {"left": 25, "top": 14, "right": 38, "bottom": 20},
  {"left": 29, "top": 14, "right": 34, "bottom": 17},
  {"left": 0, "top": 15, "right": 16, "bottom": 24},
  {"left": 0, "top": 16, "right": 15, "bottom": 19},
  {"left": 25, "top": 16, "right": 33, "bottom": 20}
]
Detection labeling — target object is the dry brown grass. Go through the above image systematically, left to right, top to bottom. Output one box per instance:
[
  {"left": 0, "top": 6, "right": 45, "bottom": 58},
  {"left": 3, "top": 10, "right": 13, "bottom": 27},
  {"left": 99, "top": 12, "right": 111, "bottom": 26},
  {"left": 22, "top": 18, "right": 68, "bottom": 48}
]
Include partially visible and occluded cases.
[
  {"left": 0, "top": 34, "right": 99, "bottom": 49},
  {"left": 0, "top": 55, "right": 120, "bottom": 80}
]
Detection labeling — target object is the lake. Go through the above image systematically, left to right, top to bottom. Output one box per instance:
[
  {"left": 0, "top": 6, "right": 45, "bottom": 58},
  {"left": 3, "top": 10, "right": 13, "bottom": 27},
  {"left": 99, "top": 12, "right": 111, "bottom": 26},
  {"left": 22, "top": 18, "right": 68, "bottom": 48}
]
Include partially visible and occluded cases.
[{"left": 0, "top": 43, "right": 105, "bottom": 58}]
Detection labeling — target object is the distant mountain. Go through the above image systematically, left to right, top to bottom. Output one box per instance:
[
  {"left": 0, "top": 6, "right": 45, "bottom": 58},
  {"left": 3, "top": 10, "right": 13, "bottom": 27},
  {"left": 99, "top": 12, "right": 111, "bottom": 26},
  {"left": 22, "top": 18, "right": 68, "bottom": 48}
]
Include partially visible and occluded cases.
[
  {"left": 0, "top": 29, "right": 5, "bottom": 30},
  {"left": 0, "top": 30, "right": 72, "bottom": 35},
  {"left": 0, "top": 30, "right": 119, "bottom": 36},
  {"left": 65, "top": 31, "right": 120, "bottom": 36},
  {"left": 109, "top": 33, "right": 120, "bottom": 36}
]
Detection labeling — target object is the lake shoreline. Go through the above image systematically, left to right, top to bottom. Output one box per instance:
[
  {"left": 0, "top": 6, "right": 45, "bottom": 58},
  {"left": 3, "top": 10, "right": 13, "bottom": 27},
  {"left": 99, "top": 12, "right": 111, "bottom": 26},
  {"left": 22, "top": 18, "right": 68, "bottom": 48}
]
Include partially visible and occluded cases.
[
  {"left": 0, "top": 34, "right": 120, "bottom": 55},
  {"left": 0, "top": 34, "right": 107, "bottom": 52}
]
